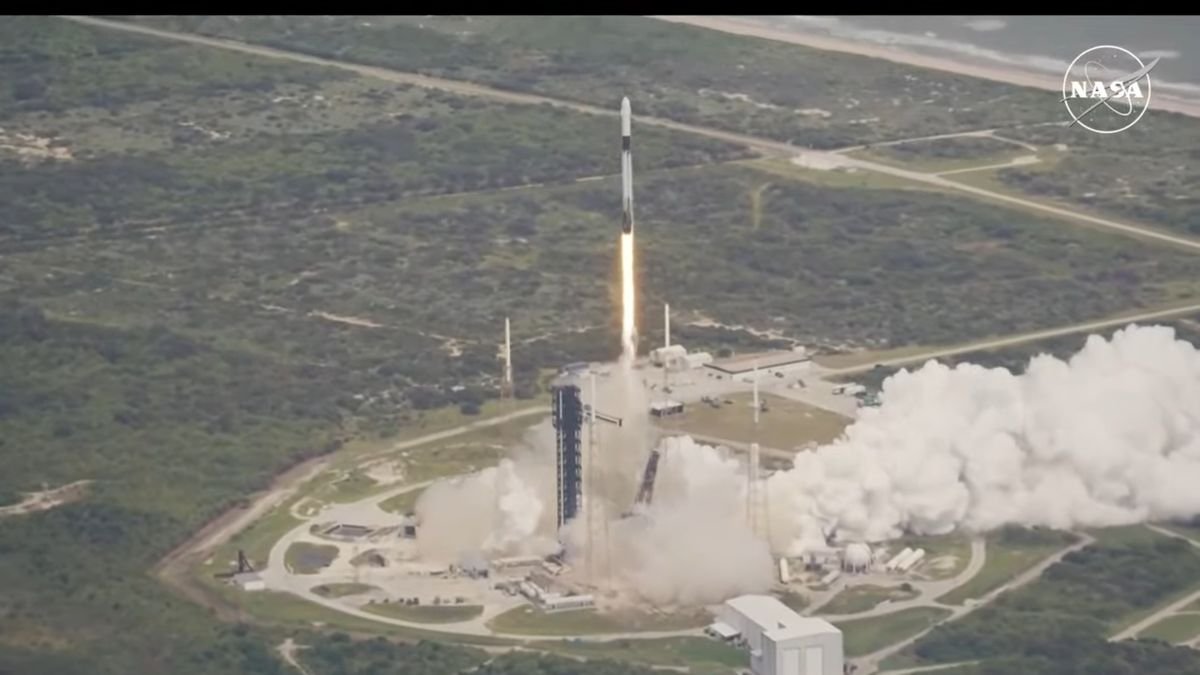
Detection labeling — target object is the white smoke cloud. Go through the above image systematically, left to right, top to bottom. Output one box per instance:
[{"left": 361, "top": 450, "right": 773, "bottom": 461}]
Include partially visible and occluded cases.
[
  {"left": 417, "top": 324, "right": 1200, "bottom": 606},
  {"left": 768, "top": 324, "right": 1200, "bottom": 550},
  {"left": 607, "top": 437, "right": 775, "bottom": 606}
]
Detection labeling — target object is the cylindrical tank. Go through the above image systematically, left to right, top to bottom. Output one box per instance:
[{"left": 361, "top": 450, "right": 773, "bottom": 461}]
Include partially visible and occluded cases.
[{"left": 843, "top": 543, "right": 872, "bottom": 572}]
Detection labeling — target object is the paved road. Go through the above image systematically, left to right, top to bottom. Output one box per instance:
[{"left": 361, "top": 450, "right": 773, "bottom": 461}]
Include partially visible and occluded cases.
[
  {"left": 62, "top": 16, "right": 1200, "bottom": 256},
  {"left": 936, "top": 154, "right": 1040, "bottom": 176},
  {"left": 828, "top": 302, "right": 1200, "bottom": 377},
  {"left": 263, "top": 478, "right": 708, "bottom": 641},
  {"left": 1110, "top": 525, "right": 1200, "bottom": 641},
  {"left": 853, "top": 532, "right": 1093, "bottom": 674},
  {"left": 814, "top": 537, "right": 986, "bottom": 622},
  {"left": 881, "top": 661, "right": 981, "bottom": 675}
]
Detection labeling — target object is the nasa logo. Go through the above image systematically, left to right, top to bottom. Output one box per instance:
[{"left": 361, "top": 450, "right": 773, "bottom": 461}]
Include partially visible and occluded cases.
[{"left": 1062, "top": 45, "right": 1158, "bottom": 134}]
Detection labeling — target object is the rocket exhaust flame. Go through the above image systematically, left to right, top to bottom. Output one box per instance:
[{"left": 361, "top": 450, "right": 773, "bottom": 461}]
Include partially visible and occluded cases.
[{"left": 621, "top": 232, "right": 636, "bottom": 358}]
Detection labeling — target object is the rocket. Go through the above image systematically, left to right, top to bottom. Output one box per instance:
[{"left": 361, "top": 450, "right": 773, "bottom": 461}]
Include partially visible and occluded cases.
[{"left": 621, "top": 97, "right": 634, "bottom": 235}]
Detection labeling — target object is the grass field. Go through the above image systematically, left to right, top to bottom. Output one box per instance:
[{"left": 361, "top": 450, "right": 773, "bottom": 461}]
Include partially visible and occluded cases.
[
  {"left": 848, "top": 136, "right": 1033, "bottom": 174},
  {"left": 655, "top": 392, "right": 850, "bottom": 450},
  {"left": 379, "top": 487, "right": 425, "bottom": 515},
  {"left": 938, "top": 529, "right": 1074, "bottom": 605},
  {"left": 284, "top": 542, "right": 339, "bottom": 574},
  {"left": 312, "top": 583, "right": 377, "bottom": 598},
  {"left": 821, "top": 585, "right": 917, "bottom": 615},
  {"left": 776, "top": 589, "right": 810, "bottom": 612},
  {"left": 364, "top": 602, "right": 483, "bottom": 624},
  {"left": 488, "top": 606, "right": 709, "bottom": 636},
  {"left": 834, "top": 607, "right": 951, "bottom": 658},
  {"left": 1140, "top": 613, "right": 1200, "bottom": 644},
  {"left": 535, "top": 636, "right": 745, "bottom": 672}
]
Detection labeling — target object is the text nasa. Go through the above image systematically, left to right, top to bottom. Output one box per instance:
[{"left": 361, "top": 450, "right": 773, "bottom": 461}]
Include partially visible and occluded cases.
[{"left": 1068, "top": 80, "right": 1145, "bottom": 99}]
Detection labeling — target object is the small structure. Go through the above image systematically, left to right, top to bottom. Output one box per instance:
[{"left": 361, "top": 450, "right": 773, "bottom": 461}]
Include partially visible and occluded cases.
[
  {"left": 651, "top": 344, "right": 688, "bottom": 368},
  {"left": 706, "top": 349, "right": 811, "bottom": 377},
  {"left": 831, "top": 383, "right": 866, "bottom": 397},
  {"left": 649, "top": 399, "right": 684, "bottom": 417},
  {"left": 400, "top": 515, "right": 418, "bottom": 539},
  {"left": 323, "top": 523, "right": 373, "bottom": 539},
  {"left": 842, "top": 543, "right": 872, "bottom": 573},
  {"left": 885, "top": 547, "right": 914, "bottom": 572},
  {"left": 896, "top": 548, "right": 926, "bottom": 573},
  {"left": 492, "top": 555, "right": 543, "bottom": 570},
  {"left": 778, "top": 558, "right": 791, "bottom": 584},
  {"left": 232, "top": 571, "right": 266, "bottom": 592},
  {"left": 717, "top": 594, "right": 844, "bottom": 675},
  {"left": 707, "top": 620, "right": 741, "bottom": 641}
]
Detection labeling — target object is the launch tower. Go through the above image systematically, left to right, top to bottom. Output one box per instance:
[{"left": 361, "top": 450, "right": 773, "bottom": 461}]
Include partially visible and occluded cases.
[{"left": 552, "top": 384, "right": 584, "bottom": 529}]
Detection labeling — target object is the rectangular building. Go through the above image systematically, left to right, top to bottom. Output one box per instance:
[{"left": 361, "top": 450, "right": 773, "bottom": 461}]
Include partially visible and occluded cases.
[
  {"left": 705, "top": 350, "right": 811, "bottom": 377},
  {"left": 715, "top": 594, "right": 844, "bottom": 675}
]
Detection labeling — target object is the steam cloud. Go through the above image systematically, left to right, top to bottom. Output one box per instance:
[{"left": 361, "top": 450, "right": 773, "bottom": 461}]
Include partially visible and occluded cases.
[
  {"left": 416, "top": 324, "right": 1200, "bottom": 607},
  {"left": 768, "top": 324, "right": 1200, "bottom": 550}
]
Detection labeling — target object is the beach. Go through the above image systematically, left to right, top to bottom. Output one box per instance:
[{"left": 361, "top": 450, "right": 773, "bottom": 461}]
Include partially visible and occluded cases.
[{"left": 652, "top": 15, "right": 1200, "bottom": 120}]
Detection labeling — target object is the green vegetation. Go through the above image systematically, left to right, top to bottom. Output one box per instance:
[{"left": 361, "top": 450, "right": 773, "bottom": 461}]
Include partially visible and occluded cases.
[
  {"left": 6, "top": 14, "right": 1200, "bottom": 675},
  {"left": 122, "top": 15, "right": 1057, "bottom": 148},
  {"left": 115, "top": 16, "right": 1200, "bottom": 239},
  {"left": 996, "top": 121, "right": 1200, "bottom": 237},
  {"left": 855, "top": 135, "right": 1032, "bottom": 173},
  {"left": 656, "top": 392, "right": 850, "bottom": 449},
  {"left": 379, "top": 488, "right": 425, "bottom": 515},
  {"left": 938, "top": 527, "right": 1077, "bottom": 605},
  {"left": 899, "top": 535, "right": 1200, "bottom": 672},
  {"left": 284, "top": 542, "right": 339, "bottom": 574},
  {"left": 312, "top": 583, "right": 377, "bottom": 598},
  {"left": 821, "top": 584, "right": 917, "bottom": 615},
  {"left": 776, "top": 589, "right": 810, "bottom": 612},
  {"left": 364, "top": 602, "right": 483, "bottom": 624},
  {"left": 488, "top": 606, "right": 709, "bottom": 636},
  {"left": 833, "top": 607, "right": 951, "bottom": 658},
  {"left": 1141, "top": 614, "right": 1200, "bottom": 645},
  {"left": 296, "top": 632, "right": 741, "bottom": 675},
  {"left": 297, "top": 634, "right": 488, "bottom": 675},
  {"left": 536, "top": 636, "right": 745, "bottom": 672}
]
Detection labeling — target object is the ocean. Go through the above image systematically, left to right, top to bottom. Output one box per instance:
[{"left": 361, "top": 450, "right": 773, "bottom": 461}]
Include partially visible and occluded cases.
[{"left": 755, "top": 15, "right": 1200, "bottom": 103}]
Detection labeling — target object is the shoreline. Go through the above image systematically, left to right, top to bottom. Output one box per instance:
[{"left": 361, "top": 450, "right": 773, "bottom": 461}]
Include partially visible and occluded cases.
[{"left": 652, "top": 15, "right": 1200, "bottom": 121}]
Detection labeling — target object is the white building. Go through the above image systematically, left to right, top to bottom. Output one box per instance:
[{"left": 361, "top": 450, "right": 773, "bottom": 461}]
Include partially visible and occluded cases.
[
  {"left": 650, "top": 344, "right": 688, "bottom": 367},
  {"left": 231, "top": 572, "right": 266, "bottom": 592},
  {"left": 714, "top": 594, "right": 844, "bottom": 675}
]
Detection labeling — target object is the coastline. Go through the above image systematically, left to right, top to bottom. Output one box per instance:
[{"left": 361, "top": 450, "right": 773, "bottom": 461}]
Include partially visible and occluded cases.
[{"left": 652, "top": 15, "right": 1200, "bottom": 121}]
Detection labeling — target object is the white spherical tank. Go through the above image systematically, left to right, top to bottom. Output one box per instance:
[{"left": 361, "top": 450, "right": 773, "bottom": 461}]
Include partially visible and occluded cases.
[{"left": 843, "top": 543, "right": 872, "bottom": 570}]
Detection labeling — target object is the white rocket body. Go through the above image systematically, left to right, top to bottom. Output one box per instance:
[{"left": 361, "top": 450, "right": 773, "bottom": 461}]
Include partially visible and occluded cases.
[{"left": 621, "top": 97, "right": 634, "bottom": 234}]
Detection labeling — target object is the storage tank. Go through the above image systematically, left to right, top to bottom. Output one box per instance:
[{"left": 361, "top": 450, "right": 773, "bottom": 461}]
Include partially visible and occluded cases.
[
  {"left": 843, "top": 543, "right": 872, "bottom": 573},
  {"left": 885, "top": 547, "right": 913, "bottom": 571},
  {"left": 898, "top": 548, "right": 926, "bottom": 572}
]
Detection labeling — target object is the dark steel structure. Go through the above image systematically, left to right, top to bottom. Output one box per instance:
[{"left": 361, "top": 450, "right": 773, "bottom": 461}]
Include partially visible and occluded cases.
[
  {"left": 552, "top": 384, "right": 584, "bottom": 530},
  {"left": 634, "top": 449, "right": 661, "bottom": 507}
]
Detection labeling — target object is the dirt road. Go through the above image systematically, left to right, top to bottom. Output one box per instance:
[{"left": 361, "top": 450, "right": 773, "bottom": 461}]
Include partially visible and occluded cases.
[
  {"left": 61, "top": 16, "right": 1200, "bottom": 255},
  {"left": 827, "top": 302, "right": 1200, "bottom": 377},
  {"left": 1110, "top": 525, "right": 1200, "bottom": 641},
  {"left": 853, "top": 532, "right": 1093, "bottom": 674}
]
